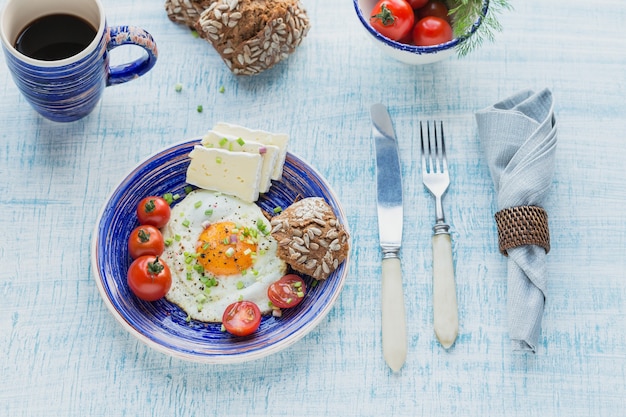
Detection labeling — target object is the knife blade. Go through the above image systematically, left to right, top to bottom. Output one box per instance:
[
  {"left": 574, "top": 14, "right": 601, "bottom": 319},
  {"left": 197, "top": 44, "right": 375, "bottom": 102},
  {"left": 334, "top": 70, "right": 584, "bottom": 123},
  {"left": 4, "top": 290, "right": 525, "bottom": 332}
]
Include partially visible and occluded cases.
[{"left": 371, "top": 103, "right": 407, "bottom": 372}]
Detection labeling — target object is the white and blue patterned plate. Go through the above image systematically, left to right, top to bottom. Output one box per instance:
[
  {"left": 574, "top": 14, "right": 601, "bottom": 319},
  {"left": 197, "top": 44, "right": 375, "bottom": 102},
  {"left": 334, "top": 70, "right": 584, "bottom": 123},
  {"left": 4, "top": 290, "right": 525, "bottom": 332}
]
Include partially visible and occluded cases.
[{"left": 91, "top": 139, "right": 350, "bottom": 363}]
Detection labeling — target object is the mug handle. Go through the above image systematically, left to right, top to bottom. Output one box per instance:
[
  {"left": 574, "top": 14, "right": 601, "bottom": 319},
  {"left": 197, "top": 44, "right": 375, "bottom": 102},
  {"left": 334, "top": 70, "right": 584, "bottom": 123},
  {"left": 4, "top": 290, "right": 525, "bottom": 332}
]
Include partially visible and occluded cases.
[{"left": 106, "top": 26, "right": 158, "bottom": 86}]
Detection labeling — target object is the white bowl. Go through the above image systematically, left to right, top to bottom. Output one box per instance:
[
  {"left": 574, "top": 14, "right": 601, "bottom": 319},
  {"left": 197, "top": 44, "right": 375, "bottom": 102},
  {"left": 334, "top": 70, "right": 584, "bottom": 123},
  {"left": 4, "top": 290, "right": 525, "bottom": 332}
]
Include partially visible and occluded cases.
[{"left": 353, "top": 0, "right": 488, "bottom": 65}]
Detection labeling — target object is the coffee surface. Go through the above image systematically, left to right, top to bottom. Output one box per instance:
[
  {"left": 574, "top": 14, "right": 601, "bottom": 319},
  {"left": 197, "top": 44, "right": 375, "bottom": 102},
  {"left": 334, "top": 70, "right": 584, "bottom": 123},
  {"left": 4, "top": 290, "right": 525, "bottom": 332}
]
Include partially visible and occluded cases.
[{"left": 15, "top": 14, "right": 97, "bottom": 61}]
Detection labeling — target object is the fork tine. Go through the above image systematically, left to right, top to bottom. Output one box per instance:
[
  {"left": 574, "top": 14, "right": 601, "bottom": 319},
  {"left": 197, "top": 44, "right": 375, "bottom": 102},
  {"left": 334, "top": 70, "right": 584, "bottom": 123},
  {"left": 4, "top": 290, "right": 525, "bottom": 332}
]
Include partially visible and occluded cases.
[
  {"left": 420, "top": 121, "right": 427, "bottom": 172},
  {"left": 439, "top": 121, "right": 447, "bottom": 173}
]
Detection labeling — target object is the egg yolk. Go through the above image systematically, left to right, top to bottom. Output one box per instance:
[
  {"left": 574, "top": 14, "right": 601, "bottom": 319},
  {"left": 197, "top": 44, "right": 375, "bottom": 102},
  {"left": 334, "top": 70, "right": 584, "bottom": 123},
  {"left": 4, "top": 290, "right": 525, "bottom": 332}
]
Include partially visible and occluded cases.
[{"left": 196, "top": 221, "right": 257, "bottom": 276}]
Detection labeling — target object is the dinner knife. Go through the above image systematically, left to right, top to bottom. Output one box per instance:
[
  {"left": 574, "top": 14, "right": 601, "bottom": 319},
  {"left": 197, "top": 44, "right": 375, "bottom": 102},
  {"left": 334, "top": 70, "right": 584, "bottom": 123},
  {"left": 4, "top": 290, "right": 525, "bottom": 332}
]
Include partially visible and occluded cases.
[{"left": 371, "top": 103, "right": 407, "bottom": 372}]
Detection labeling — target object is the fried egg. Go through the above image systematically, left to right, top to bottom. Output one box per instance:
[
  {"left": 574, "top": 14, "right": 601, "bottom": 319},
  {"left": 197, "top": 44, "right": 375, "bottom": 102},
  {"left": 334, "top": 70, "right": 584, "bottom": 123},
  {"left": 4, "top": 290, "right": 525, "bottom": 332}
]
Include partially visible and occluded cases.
[{"left": 161, "top": 189, "right": 287, "bottom": 322}]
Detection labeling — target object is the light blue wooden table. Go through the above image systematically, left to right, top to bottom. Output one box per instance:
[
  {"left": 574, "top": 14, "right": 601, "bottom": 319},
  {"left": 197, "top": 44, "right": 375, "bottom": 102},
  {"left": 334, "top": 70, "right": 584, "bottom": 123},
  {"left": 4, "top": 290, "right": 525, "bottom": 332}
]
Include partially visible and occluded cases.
[{"left": 1, "top": 0, "right": 625, "bottom": 415}]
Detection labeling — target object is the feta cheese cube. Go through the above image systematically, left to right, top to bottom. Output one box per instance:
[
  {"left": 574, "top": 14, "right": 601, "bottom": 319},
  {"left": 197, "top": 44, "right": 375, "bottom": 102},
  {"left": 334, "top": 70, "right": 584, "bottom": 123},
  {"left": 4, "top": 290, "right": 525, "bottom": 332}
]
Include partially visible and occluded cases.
[
  {"left": 213, "top": 122, "right": 289, "bottom": 180},
  {"left": 201, "top": 130, "right": 280, "bottom": 193},
  {"left": 186, "top": 145, "right": 263, "bottom": 203}
]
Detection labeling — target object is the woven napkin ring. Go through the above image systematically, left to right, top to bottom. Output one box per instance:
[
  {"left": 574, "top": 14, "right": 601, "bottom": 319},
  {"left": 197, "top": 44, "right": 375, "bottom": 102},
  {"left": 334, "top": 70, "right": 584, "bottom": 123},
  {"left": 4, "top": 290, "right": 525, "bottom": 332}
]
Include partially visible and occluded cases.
[{"left": 494, "top": 205, "right": 550, "bottom": 256}]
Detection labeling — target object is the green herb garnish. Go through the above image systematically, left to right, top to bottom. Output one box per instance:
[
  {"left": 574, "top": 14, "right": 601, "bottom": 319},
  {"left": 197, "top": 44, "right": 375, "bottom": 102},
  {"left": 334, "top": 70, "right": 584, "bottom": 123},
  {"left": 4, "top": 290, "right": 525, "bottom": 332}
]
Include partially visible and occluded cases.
[{"left": 449, "top": 0, "right": 512, "bottom": 57}]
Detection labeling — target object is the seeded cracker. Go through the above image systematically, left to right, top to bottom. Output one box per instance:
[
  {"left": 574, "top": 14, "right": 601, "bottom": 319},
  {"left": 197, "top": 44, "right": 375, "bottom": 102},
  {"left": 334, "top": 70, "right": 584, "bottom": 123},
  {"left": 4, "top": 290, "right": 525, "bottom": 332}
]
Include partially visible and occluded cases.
[
  {"left": 164, "top": 0, "right": 311, "bottom": 75},
  {"left": 270, "top": 198, "right": 349, "bottom": 281}
]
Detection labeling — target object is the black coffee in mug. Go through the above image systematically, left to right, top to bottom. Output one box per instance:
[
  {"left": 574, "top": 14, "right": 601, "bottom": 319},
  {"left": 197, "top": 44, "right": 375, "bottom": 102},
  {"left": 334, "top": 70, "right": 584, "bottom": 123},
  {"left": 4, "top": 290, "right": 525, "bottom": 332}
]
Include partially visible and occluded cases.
[{"left": 14, "top": 14, "right": 97, "bottom": 61}]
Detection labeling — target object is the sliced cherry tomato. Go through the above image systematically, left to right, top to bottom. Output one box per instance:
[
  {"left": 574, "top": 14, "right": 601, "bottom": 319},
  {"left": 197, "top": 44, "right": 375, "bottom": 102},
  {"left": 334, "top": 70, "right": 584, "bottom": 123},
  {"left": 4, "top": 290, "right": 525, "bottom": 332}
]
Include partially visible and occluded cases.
[
  {"left": 370, "top": 0, "right": 415, "bottom": 42},
  {"left": 407, "top": 0, "right": 429, "bottom": 9},
  {"left": 416, "top": 0, "right": 450, "bottom": 22},
  {"left": 413, "top": 16, "right": 453, "bottom": 46},
  {"left": 136, "top": 196, "right": 171, "bottom": 228},
  {"left": 128, "top": 225, "right": 165, "bottom": 259},
  {"left": 127, "top": 255, "right": 172, "bottom": 301},
  {"left": 268, "top": 274, "right": 307, "bottom": 309},
  {"left": 222, "top": 301, "right": 262, "bottom": 337}
]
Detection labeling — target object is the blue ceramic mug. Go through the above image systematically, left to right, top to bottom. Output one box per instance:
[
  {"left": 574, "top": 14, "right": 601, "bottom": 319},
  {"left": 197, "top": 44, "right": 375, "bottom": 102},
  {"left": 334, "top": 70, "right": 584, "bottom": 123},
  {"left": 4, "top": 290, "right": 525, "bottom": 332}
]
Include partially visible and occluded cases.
[{"left": 0, "top": 0, "right": 158, "bottom": 122}]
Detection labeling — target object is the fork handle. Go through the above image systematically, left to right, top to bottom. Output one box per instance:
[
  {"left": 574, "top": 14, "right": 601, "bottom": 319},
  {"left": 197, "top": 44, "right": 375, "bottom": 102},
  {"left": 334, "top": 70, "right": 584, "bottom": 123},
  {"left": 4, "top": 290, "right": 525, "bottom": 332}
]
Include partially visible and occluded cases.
[{"left": 432, "top": 233, "right": 459, "bottom": 349}]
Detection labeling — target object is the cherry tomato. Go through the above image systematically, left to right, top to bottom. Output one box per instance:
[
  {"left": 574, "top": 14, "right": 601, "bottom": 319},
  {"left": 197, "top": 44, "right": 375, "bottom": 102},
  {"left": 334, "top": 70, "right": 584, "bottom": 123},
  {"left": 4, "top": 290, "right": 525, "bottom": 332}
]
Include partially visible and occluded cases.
[
  {"left": 370, "top": 0, "right": 415, "bottom": 42},
  {"left": 407, "top": 0, "right": 429, "bottom": 9},
  {"left": 416, "top": 0, "right": 449, "bottom": 22},
  {"left": 413, "top": 16, "right": 453, "bottom": 46},
  {"left": 136, "top": 196, "right": 171, "bottom": 228},
  {"left": 128, "top": 225, "right": 165, "bottom": 259},
  {"left": 127, "top": 255, "right": 172, "bottom": 301},
  {"left": 268, "top": 274, "right": 307, "bottom": 309},
  {"left": 222, "top": 301, "right": 262, "bottom": 337}
]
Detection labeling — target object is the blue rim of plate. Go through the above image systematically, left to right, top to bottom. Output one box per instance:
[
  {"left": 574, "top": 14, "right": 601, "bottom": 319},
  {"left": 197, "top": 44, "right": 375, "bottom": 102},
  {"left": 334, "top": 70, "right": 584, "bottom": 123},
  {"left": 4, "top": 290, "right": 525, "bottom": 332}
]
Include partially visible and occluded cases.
[{"left": 90, "top": 139, "right": 350, "bottom": 363}]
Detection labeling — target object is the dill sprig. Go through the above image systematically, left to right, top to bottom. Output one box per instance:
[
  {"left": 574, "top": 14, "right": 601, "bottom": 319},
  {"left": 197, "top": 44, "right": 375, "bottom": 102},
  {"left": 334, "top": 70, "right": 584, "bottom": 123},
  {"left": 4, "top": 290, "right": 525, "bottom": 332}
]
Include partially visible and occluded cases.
[{"left": 449, "top": 0, "right": 513, "bottom": 57}]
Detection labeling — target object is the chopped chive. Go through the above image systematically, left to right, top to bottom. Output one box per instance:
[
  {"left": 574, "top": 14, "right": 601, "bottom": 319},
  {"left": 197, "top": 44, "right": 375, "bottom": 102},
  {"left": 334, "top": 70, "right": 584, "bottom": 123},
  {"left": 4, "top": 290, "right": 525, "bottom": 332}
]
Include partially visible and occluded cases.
[
  {"left": 191, "top": 30, "right": 199, "bottom": 38},
  {"left": 174, "top": 83, "right": 183, "bottom": 92},
  {"left": 219, "top": 85, "right": 225, "bottom": 93},
  {"left": 197, "top": 105, "right": 203, "bottom": 113},
  {"left": 219, "top": 137, "right": 228, "bottom": 147},
  {"left": 236, "top": 137, "right": 245, "bottom": 146},
  {"left": 216, "top": 156, "right": 222, "bottom": 164},
  {"left": 185, "top": 185, "right": 193, "bottom": 194},
  {"left": 163, "top": 193, "right": 174, "bottom": 204},
  {"left": 173, "top": 193, "right": 180, "bottom": 201},
  {"left": 194, "top": 201, "right": 202, "bottom": 209},
  {"left": 273, "top": 206, "right": 283, "bottom": 214},
  {"left": 205, "top": 209, "right": 213, "bottom": 216},
  {"left": 182, "top": 219, "right": 190, "bottom": 228},
  {"left": 256, "top": 219, "right": 269, "bottom": 235},
  {"left": 175, "top": 234, "right": 181, "bottom": 242},
  {"left": 222, "top": 237, "right": 230, "bottom": 245},
  {"left": 164, "top": 238, "right": 173, "bottom": 246},
  {"left": 202, "top": 242, "right": 210, "bottom": 250},
  {"left": 225, "top": 247, "right": 235, "bottom": 257},
  {"left": 243, "top": 248, "right": 252, "bottom": 256},
  {"left": 184, "top": 256, "right": 193, "bottom": 265},
  {"left": 193, "top": 264, "right": 204, "bottom": 273},
  {"left": 186, "top": 272, "right": 193, "bottom": 280},
  {"left": 311, "top": 280, "right": 318, "bottom": 288},
  {"left": 236, "top": 281, "right": 244, "bottom": 290},
  {"left": 293, "top": 281, "right": 302, "bottom": 288},
  {"left": 297, "top": 291, "right": 304, "bottom": 298},
  {"left": 238, "top": 295, "right": 244, "bottom": 302},
  {"left": 186, "top": 314, "right": 191, "bottom": 323},
  {"left": 220, "top": 324, "right": 226, "bottom": 332}
]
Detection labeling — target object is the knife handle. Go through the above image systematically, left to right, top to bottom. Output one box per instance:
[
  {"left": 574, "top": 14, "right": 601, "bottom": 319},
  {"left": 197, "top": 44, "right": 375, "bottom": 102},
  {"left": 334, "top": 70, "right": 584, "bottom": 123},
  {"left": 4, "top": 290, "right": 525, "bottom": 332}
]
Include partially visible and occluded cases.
[
  {"left": 432, "top": 233, "right": 458, "bottom": 349},
  {"left": 381, "top": 256, "right": 407, "bottom": 372}
]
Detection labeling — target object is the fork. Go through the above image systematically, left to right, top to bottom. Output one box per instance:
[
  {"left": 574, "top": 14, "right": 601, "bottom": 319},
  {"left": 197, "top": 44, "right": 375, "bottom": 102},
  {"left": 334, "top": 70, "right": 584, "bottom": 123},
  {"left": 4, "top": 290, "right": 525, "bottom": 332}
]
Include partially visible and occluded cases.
[{"left": 420, "top": 121, "right": 459, "bottom": 349}]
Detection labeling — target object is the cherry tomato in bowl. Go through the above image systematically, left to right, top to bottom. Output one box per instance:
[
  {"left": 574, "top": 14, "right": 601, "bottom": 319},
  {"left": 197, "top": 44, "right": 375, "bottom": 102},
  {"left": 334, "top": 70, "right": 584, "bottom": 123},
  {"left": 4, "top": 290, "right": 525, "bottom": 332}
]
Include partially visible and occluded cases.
[
  {"left": 369, "top": 0, "right": 415, "bottom": 42},
  {"left": 407, "top": 0, "right": 429, "bottom": 9},
  {"left": 416, "top": 0, "right": 450, "bottom": 21},
  {"left": 413, "top": 16, "right": 453, "bottom": 46},
  {"left": 136, "top": 196, "right": 171, "bottom": 228},
  {"left": 128, "top": 225, "right": 165, "bottom": 259},
  {"left": 127, "top": 255, "right": 172, "bottom": 301},
  {"left": 268, "top": 274, "right": 307, "bottom": 309},
  {"left": 222, "top": 301, "right": 262, "bottom": 337}
]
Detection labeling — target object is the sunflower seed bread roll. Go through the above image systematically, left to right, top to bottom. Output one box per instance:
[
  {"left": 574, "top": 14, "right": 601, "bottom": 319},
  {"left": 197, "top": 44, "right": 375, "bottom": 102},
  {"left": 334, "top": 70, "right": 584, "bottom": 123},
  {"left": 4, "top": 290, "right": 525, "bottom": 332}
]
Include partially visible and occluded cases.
[
  {"left": 165, "top": 0, "right": 311, "bottom": 75},
  {"left": 165, "top": 0, "right": 208, "bottom": 27},
  {"left": 270, "top": 198, "right": 349, "bottom": 281}
]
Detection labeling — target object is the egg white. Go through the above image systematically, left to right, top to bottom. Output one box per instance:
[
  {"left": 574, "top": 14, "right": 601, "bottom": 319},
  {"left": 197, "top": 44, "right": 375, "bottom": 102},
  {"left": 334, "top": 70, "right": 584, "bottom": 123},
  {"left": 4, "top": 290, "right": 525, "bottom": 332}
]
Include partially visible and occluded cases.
[{"left": 161, "top": 189, "right": 287, "bottom": 322}]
